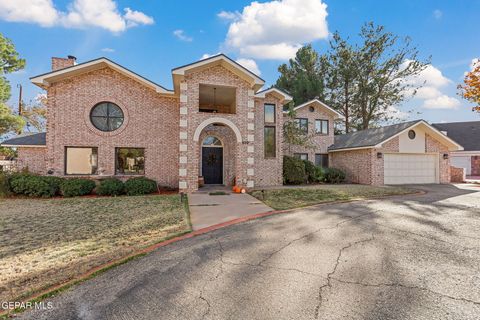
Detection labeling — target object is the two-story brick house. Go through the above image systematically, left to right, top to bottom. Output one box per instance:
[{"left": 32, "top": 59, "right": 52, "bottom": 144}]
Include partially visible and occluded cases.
[{"left": 2, "top": 54, "right": 464, "bottom": 190}]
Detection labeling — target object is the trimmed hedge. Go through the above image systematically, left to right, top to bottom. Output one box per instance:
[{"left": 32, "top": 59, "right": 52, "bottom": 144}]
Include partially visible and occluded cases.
[
  {"left": 283, "top": 156, "right": 306, "bottom": 184},
  {"left": 303, "top": 160, "right": 317, "bottom": 183},
  {"left": 313, "top": 166, "right": 325, "bottom": 183},
  {"left": 324, "top": 168, "right": 346, "bottom": 184},
  {"left": 9, "top": 173, "right": 57, "bottom": 197},
  {"left": 124, "top": 177, "right": 157, "bottom": 196},
  {"left": 61, "top": 178, "right": 96, "bottom": 197},
  {"left": 97, "top": 178, "right": 124, "bottom": 196}
]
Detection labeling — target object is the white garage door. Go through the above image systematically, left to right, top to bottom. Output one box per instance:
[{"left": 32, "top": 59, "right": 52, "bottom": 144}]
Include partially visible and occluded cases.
[{"left": 384, "top": 153, "right": 438, "bottom": 184}]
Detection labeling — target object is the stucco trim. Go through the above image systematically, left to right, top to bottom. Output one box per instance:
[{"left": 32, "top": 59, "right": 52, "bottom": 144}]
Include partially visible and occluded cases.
[
  {"left": 286, "top": 99, "right": 343, "bottom": 119},
  {"left": 193, "top": 117, "right": 243, "bottom": 143},
  {"left": 377, "top": 120, "right": 464, "bottom": 151}
]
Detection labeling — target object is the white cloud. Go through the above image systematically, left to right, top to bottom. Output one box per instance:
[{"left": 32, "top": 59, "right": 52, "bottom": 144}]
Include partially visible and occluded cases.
[
  {"left": 0, "top": 0, "right": 154, "bottom": 32},
  {"left": 0, "top": 0, "right": 59, "bottom": 27},
  {"left": 221, "top": 0, "right": 329, "bottom": 60},
  {"left": 124, "top": 8, "right": 154, "bottom": 27},
  {"left": 433, "top": 9, "right": 443, "bottom": 19},
  {"left": 217, "top": 10, "right": 240, "bottom": 20},
  {"left": 173, "top": 29, "right": 193, "bottom": 42},
  {"left": 101, "top": 47, "right": 115, "bottom": 52},
  {"left": 200, "top": 53, "right": 221, "bottom": 59},
  {"left": 235, "top": 58, "right": 261, "bottom": 75},
  {"left": 470, "top": 58, "right": 479, "bottom": 70},
  {"left": 402, "top": 61, "right": 461, "bottom": 110},
  {"left": 423, "top": 95, "right": 461, "bottom": 109},
  {"left": 386, "top": 105, "right": 409, "bottom": 120}
]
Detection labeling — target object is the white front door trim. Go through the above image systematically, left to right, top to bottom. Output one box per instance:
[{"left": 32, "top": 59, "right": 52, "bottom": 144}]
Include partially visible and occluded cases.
[{"left": 193, "top": 117, "right": 242, "bottom": 143}]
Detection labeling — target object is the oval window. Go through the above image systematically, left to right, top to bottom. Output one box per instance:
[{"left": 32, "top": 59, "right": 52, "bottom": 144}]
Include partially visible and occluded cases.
[
  {"left": 90, "top": 102, "right": 124, "bottom": 132},
  {"left": 309, "top": 106, "right": 315, "bottom": 112},
  {"left": 408, "top": 129, "right": 416, "bottom": 140}
]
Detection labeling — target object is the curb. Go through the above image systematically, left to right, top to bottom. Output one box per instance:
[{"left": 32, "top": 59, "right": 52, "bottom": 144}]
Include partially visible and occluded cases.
[{"left": 0, "top": 189, "right": 424, "bottom": 317}]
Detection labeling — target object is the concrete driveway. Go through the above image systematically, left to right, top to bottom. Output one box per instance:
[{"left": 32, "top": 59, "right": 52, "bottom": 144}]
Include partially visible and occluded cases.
[{"left": 19, "top": 184, "right": 480, "bottom": 320}]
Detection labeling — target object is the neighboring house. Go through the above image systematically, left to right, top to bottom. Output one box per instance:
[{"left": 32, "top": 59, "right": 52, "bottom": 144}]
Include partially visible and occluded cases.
[
  {"left": 0, "top": 54, "right": 464, "bottom": 190},
  {"left": 283, "top": 99, "right": 343, "bottom": 168},
  {"left": 329, "top": 120, "right": 463, "bottom": 185},
  {"left": 432, "top": 121, "right": 480, "bottom": 176}
]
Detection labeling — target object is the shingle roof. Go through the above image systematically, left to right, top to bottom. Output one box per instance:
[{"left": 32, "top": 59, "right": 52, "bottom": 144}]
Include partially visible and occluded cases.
[
  {"left": 329, "top": 120, "right": 422, "bottom": 151},
  {"left": 432, "top": 121, "right": 480, "bottom": 151},
  {"left": 0, "top": 132, "right": 46, "bottom": 147}
]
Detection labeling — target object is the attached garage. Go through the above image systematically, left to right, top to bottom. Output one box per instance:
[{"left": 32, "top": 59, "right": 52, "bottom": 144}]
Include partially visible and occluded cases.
[
  {"left": 328, "top": 120, "right": 464, "bottom": 186},
  {"left": 384, "top": 153, "right": 438, "bottom": 184}
]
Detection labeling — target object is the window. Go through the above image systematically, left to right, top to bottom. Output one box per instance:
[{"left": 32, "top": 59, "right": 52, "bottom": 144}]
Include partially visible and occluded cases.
[
  {"left": 199, "top": 84, "right": 236, "bottom": 114},
  {"left": 90, "top": 102, "right": 124, "bottom": 132},
  {"left": 264, "top": 104, "right": 275, "bottom": 123},
  {"left": 295, "top": 118, "right": 308, "bottom": 134},
  {"left": 315, "top": 119, "right": 329, "bottom": 135},
  {"left": 264, "top": 127, "right": 276, "bottom": 158},
  {"left": 408, "top": 129, "right": 416, "bottom": 140},
  {"left": 202, "top": 136, "right": 222, "bottom": 146},
  {"left": 65, "top": 147, "right": 98, "bottom": 175},
  {"left": 116, "top": 148, "right": 145, "bottom": 175},
  {"left": 294, "top": 153, "right": 308, "bottom": 161},
  {"left": 315, "top": 154, "right": 329, "bottom": 168}
]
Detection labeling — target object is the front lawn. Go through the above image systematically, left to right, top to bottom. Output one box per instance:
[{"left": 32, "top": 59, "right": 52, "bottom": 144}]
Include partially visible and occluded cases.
[
  {"left": 251, "top": 184, "right": 414, "bottom": 210},
  {"left": 0, "top": 195, "right": 189, "bottom": 303}
]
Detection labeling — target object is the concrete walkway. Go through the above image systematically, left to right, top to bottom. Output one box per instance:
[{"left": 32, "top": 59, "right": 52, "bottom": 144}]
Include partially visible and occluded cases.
[{"left": 188, "top": 187, "right": 273, "bottom": 230}]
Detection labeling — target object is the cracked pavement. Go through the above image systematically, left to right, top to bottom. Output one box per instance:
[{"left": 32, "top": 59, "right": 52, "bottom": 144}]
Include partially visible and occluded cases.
[{"left": 19, "top": 184, "right": 480, "bottom": 320}]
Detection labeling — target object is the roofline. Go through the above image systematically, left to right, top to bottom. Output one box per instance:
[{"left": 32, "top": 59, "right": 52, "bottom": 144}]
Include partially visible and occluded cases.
[
  {"left": 172, "top": 53, "right": 265, "bottom": 83},
  {"left": 30, "top": 57, "right": 175, "bottom": 95},
  {"left": 254, "top": 87, "right": 293, "bottom": 103},
  {"left": 283, "top": 99, "right": 343, "bottom": 119},
  {"left": 376, "top": 120, "right": 464, "bottom": 151},
  {"left": 328, "top": 145, "right": 375, "bottom": 152}
]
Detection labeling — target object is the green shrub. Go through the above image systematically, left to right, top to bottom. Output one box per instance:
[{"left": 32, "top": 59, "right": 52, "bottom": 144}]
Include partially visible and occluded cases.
[
  {"left": 283, "top": 156, "right": 306, "bottom": 185},
  {"left": 303, "top": 160, "right": 317, "bottom": 183},
  {"left": 313, "top": 166, "right": 325, "bottom": 183},
  {"left": 324, "top": 168, "right": 346, "bottom": 184},
  {"left": 0, "top": 172, "right": 11, "bottom": 197},
  {"left": 9, "top": 173, "right": 56, "bottom": 197},
  {"left": 42, "top": 176, "right": 64, "bottom": 195},
  {"left": 124, "top": 177, "right": 157, "bottom": 196},
  {"left": 61, "top": 178, "right": 96, "bottom": 197},
  {"left": 97, "top": 178, "right": 124, "bottom": 196}
]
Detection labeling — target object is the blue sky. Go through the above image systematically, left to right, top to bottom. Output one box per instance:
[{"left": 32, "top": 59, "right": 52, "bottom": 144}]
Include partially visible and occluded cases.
[{"left": 1, "top": 0, "right": 479, "bottom": 124}]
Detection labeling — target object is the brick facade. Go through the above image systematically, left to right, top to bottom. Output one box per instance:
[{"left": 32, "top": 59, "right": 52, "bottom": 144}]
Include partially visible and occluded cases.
[
  {"left": 45, "top": 67, "right": 180, "bottom": 187},
  {"left": 283, "top": 103, "right": 335, "bottom": 164},
  {"left": 16, "top": 148, "right": 47, "bottom": 174},
  {"left": 471, "top": 156, "right": 480, "bottom": 176},
  {"left": 450, "top": 166, "right": 466, "bottom": 182}
]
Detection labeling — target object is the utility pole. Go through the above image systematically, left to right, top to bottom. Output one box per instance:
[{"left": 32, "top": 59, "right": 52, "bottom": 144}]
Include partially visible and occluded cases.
[{"left": 17, "top": 84, "right": 23, "bottom": 115}]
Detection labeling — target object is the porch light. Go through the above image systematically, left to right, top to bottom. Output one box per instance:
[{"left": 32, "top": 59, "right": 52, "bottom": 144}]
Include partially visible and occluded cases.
[
  {"left": 377, "top": 152, "right": 383, "bottom": 159},
  {"left": 443, "top": 153, "right": 449, "bottom": 160}
]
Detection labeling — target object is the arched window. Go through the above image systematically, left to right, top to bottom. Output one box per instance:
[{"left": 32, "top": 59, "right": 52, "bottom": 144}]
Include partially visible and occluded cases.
[
  {"left": 90, "top": 102, "right": 124, "bottom": 132},
  {"left": 202, "top": 136, "right": 222, "bottom": 147}
]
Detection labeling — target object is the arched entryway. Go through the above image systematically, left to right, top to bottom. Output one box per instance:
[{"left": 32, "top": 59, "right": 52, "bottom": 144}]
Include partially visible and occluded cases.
[{"left": 201, "top": 136, "right": 223, "bottom": 184}]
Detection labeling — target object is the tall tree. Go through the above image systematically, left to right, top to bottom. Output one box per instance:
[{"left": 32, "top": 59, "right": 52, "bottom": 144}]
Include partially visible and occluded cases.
[
  {"left": 352, "top": 23, "right": 428, "bottom": 129},
  {"left": 0, "top": 33, "right": 26, "bottom": 137},
  {"left": 324, "top": 33, "right": 358, "bottom": 133},
  {"left": 276, "top": 44, "right": 327, "bottom": 106},
  {"left": 458, "top": 59, "right": 480, "bottom": 112},
  {"left": 21, "top": 93, "right": 47, "bottom": 132}
]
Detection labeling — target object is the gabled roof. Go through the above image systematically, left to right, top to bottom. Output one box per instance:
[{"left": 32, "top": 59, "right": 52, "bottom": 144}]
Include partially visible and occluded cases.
[
  {"left": 172, "top": 54, "right": 265, "bottom": 92},
  {"left": 30, "top": 58, "right": 174, "bottom": 95},
  {"left": 254, "top": 87, "right": 292, "bottom": 103},
  {"left": 284, "top": 99, "right": 343, "bottom": 119},
  {"left": 329, "top": 120, "right": 463, "bottom": 152},
  {"left": 432, "top": 121, "right": 480, "bottom": 152},
  {"left": 0, "top": 132, "right": 46, "bottom": 147}
]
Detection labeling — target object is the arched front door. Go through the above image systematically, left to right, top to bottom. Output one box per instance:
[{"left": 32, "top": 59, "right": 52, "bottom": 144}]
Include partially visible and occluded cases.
[{"left": 201, "top": 136, "right": 223, "bottom": 184}]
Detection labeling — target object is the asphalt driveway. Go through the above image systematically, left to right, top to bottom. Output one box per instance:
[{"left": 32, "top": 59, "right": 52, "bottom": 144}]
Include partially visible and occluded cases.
[{"left": 19, "top": 184, "right": 480, "bottom": 320}]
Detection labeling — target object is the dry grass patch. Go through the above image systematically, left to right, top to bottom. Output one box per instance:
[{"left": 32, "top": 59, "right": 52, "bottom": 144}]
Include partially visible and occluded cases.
[
  {"left": 251, "top": 184, "right": 415, "bottom": 210},
  {"left": 0, "top": 195, "right": 189, "bottom": 303}
]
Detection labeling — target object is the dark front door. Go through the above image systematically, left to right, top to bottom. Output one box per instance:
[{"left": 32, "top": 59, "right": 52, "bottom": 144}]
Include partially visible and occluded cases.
[{"left": 202, "top": 147, "right": 223, "bottom": 184}]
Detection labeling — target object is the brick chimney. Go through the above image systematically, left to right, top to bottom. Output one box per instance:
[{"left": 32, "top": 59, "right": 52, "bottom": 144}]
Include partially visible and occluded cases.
[{"left": 51, "top": 55, "right": 77, "bottom": 71}]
